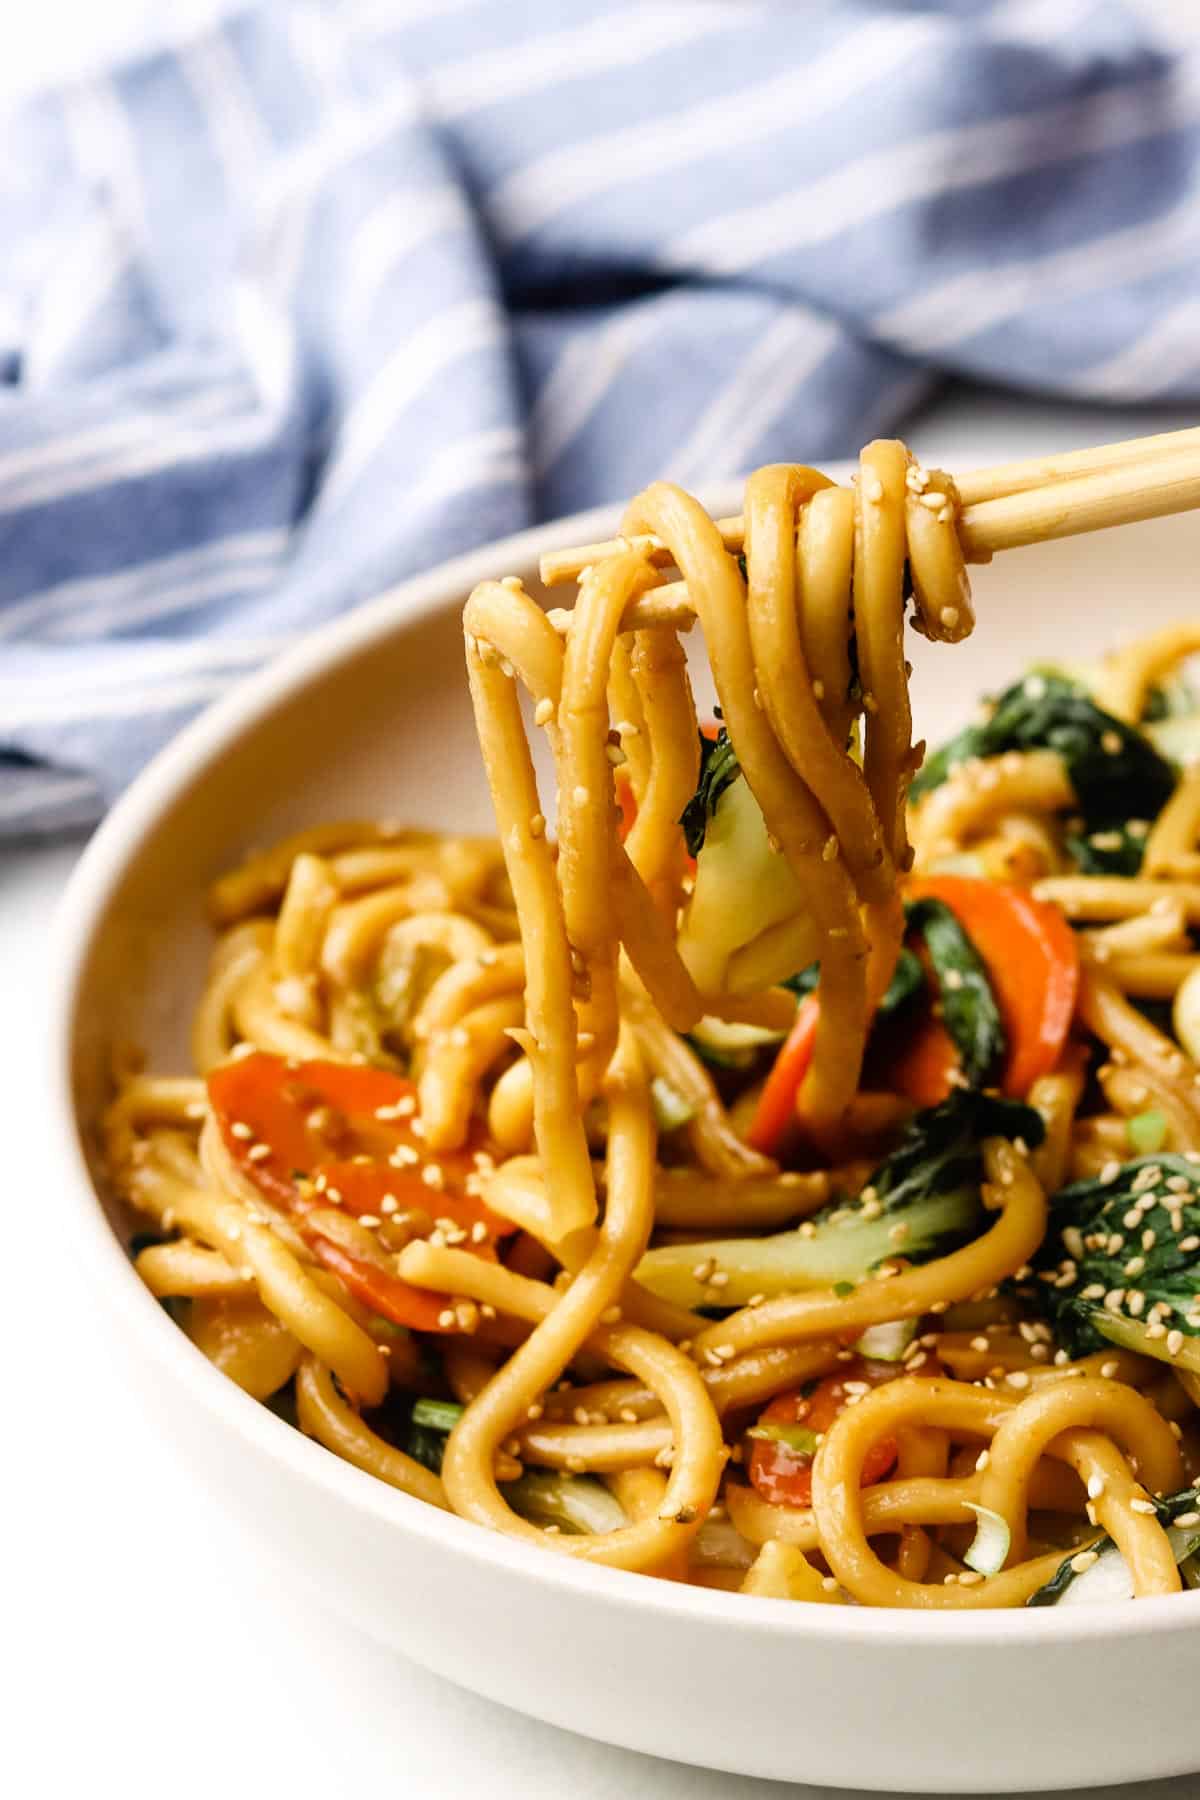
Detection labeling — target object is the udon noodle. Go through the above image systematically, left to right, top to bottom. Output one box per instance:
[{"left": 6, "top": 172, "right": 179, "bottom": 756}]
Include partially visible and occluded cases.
[{"left": 108, "top": 443, "right": 1200, "bottom": 1608}]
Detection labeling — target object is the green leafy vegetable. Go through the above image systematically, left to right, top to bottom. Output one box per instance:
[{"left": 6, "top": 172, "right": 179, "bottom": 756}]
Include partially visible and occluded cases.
[
  {"left": 910, "top": 674, "right": 1176, "bottom": 850},
  {"left": 675, "top": 728, "right": 817, "bottom": 994},
  {"left": 680, "top": 728, "right": 741, "bottom": 857},
  {"left": 1063, "top": 821, "right": 1149, "bottom": 877},
  {"left": 907, "top": 897, "right": 1005, "bottom": 1086},
  {"left": 783, "top": 947, "right": 925, "bottom": 1017},
  {"left": 650, "top": 1076, "right": 697, "bottom": 1132},
  {"left": 634, "top": 1091, "right": 1043, "bottom": 1307},
  {"left": 1025, "top": 1155, "right": 1200, "bottom": 1374},
  {"left": 854, "top": 1319, "right": 919, "bottom": 1362},
  {"left": 411, "top": 1396, "right": 466, "bottom": 1433},
  {"left": 503, "top": 1469, "right": 629, "bottom": 1535},
  {"left": 1027, "top": 1487, "right": 1200, "bottom": 1606},
  {"left": 963, "top": 1502, "right": 1012, "bottom": 1576}
]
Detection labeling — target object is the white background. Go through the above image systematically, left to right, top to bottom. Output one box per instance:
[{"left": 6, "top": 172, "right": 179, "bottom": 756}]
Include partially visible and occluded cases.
[{"left": 5, "top": 4, "right": 1200, "bottom": 1798}]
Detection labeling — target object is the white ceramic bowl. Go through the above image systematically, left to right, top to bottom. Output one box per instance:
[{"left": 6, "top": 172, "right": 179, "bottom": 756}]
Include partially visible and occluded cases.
[{"left": 49, "top": 490, "right": 1200, "bottom": 1794}]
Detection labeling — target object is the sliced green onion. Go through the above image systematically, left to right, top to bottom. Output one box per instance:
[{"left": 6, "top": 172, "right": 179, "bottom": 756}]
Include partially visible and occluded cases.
[
  {"left": 650, "top": 1076, "right": 697, "bottom": 1133},
  {"left": 1127, "top": 1109, "right": 1168, "bottom": 1154},
  {"left": 854, "top": 1319, "right": 918, "bottom": 1363},
  {"left": 411, "top": 1397, "right": 465, "bottom": 1433},
  {"left": 746, "top": 1420, "right": 821, "bottom": 1456},
  {"left": 504, "top": 1470, "right": 628, "bottom": 1535},
  {"left": 963, "top": 1501, "right": 1012, "bottom": 1576}
]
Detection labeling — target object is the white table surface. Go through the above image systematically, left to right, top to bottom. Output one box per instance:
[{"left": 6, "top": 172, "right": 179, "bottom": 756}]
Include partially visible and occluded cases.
[{"left": 7, "top": 386, "right": 1200, "bottom": 1800}]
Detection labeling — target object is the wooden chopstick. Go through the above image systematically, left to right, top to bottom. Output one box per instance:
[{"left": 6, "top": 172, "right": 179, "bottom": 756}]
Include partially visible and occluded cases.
[
  {"left": 537, "top": 424, "right": 1200, "bottom": 593},
  {"left": 954, "top": 424, "right": 1200, "bottom": 506},
  {"left": 957, "top": 443, "right": 1200, "bottom": 558}
]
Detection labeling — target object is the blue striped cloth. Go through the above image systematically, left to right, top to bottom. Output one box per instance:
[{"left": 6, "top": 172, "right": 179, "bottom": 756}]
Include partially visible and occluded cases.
[{"left": 3, "top": 0, "right": 1198, "bottom": 836}]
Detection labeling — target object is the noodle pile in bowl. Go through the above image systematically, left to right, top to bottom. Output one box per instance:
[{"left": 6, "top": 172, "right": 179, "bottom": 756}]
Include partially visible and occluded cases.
[{"left": 107, "top": 444, "right": 1200, "bottom": 1609}]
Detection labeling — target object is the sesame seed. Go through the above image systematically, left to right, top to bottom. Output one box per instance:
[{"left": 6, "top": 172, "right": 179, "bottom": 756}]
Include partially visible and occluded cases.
[
  {"left": 940, "top": 606, "right": 959, "bottom": 629},
  {"left": 534, "top": 698, "right": 553, "bottom": 726},
  {"left": 572, "top": 785, "right": 590, "bottom": 807},
  {"left": 528, "top": 813, "right": 545, "bottom": 838},
  {"left": 822, "top": 835, "right": 839, "bottom": 863},
  {"left": 230, "top": 1121, "right": 254, "bottom": 1141},
  {"left": 1100, "top": 1161, "right": 1122, "bottom": 1185},
  {"left": 421, "top": 1164, "right": 445, "bottom": 1190},
  {"left": 1124, "top": 1256, "right": 1147, "bottom": 1278},
  {"left": 692, "top": 1259, "right": 716, "bottom": 1283},
  {"left": 437, "top": 1309, "right": 455, "bottom": 1328},
  {"left": 1168, "top": 1330, "right": 1185, "bottom": 1356},
  {"left": 971, "top": 1336, "right": 990, "bottom": 1352},
  {"left": 1099, "top": 1361, "right": 1119, "bottom": 1378},
  {"left": 1006, "top": 1371, "right": 1031, "bottom": 1390},
  {"left": 975, "top": 1450, "right": 991, "bottom": 1472},
  {"left": 1087, "top": 1475, "right": 1107, "bottom": 1500},
  {"left": 1130, "top": 1498, "right": 1157, "bottom": 1516},
  {"left": 1174, "top": 1511, "right": 1200, "bottom": 1527},
  {"left": 1070, "top": 1550, "right": 1100, "bottom": 1574}
]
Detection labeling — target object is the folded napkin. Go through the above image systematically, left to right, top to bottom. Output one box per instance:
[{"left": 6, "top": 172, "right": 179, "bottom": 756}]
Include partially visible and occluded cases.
[{"left": 2, "top": 0, "right": 1198, "bottom": 836}]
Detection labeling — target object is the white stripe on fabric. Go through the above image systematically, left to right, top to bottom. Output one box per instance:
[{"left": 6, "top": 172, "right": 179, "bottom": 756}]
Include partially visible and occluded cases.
[
  {"left": 353, "top": 0, "right": 484, "bottom": 34},
  {"left": 988, "top": 0, "right": 1099, "bottom": 46},
  {"left": 425, "top": 4, "right": 744, "bottom": 122},
  {"left": 487, "top": 15, "right": 935, "bottom": 241},
  {"left": 180, "top": 29, "right": 272, "bottom": 192},
  {"left": 666, "top": 58, "right": 1200, "bottom": 276},
  {"left": 60, "top": 79, "right": 148, "bottom": 247},
  {"left": 244, "top": 82, "right": 424, "bottom": 299},
  {"left": 254, "top": 84, "right": 420, "bottom": 219},
  {"left": 344, "top": 185, "right": 473, "bottom": 329},
  {"left": 876, "top": 187, "right": 1200, "bottom": 353},
  {"left": 24, "top": 209, "right": 129, "bottom": 387},
  {"left": 232, "top": 281, "right": 297, "bottom": 417},
  {"left": 320, "top": 298, "right": 507, "bottom": 506},
  {"left": 1072, "top": 300, "right": 1200, "bottom": 397},
  {"left": 530, "top": 306, "right": 679, "bottom": 480},
  {"left": 665, "top": 315, "right": 842, "bottom": 486},
  {"left": 0, "top": 381, "right": 249, "bottom": 493},
  {"left": 0, "top": 401, "right": 280, "bottom": 516},
  {"left": 400, "top": 424, "right": 525, "bottom": 518},
  {"left": 0, "top": 530, "right": 287, "bottom": 640},
  {"left": 0, "top": 637, "right": 290, "bottom": 705},
  {"left": 1, "top": 673, "right": 244, "bottom": 730},
  {"left": 0, "top": 773, "right": 97, "bottom": 823}
]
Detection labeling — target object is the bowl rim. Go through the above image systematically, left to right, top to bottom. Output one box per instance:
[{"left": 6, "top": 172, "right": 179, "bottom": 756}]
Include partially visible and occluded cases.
[{"left": 47, "top": 491, "right": 1200, "bottom": 1649}]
